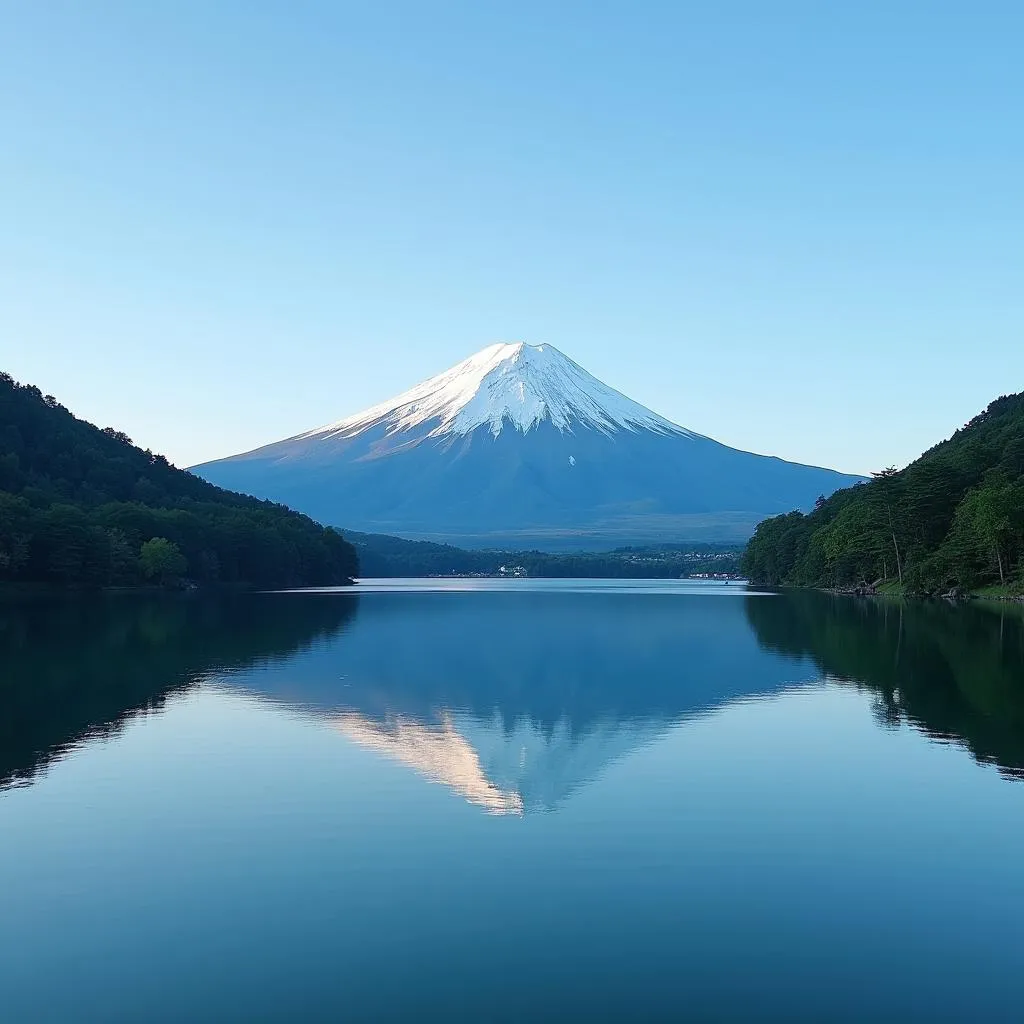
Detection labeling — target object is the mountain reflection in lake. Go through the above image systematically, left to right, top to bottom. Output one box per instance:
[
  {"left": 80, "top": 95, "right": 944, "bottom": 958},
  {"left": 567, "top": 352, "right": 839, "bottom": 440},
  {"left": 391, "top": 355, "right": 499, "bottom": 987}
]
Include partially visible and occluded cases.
[{"left": 2, "top": 582, "right": 1023, "bottom": 1022}]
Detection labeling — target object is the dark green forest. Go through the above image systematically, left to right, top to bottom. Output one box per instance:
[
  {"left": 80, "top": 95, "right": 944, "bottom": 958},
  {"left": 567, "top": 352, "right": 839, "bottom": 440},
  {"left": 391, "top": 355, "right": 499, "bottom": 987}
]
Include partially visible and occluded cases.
[
  {"left": 0, "top": 373, "right": 358, "bottom": 588},
  {"left": 741, "top": 392, "right": 1024, "bottom": 594},
  {"left": 345, "top": 529, "right": 740, "bottom": 578}
]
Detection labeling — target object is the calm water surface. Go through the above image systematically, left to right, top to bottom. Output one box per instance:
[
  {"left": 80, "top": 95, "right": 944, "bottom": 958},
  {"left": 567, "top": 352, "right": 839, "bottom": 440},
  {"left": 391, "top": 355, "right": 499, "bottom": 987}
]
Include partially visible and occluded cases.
[{"left": 2, "top": 581, "right": 1023, "bottom": 1022}]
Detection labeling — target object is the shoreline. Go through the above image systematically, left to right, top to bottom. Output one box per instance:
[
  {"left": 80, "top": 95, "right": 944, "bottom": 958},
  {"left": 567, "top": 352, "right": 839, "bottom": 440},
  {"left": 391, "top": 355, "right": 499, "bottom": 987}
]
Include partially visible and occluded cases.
[
  {"left": 0, "top": 579, "right": 355, "bottom": 597},
  {"left": 818, "top": 583, "right": 1024, "bottom": 604}
]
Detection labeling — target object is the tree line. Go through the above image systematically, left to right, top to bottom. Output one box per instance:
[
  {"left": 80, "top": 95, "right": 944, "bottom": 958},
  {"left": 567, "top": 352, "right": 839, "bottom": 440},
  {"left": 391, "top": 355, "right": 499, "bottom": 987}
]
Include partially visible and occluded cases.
[
  {"left": 0, "top": 372, "right": 358, "bottom": 588},
  {"left": 741, "top": 392, "right": 1024, "bottom": 593},
  {"left": 347, "top": 529, "right": 740, "bottom": 578}
]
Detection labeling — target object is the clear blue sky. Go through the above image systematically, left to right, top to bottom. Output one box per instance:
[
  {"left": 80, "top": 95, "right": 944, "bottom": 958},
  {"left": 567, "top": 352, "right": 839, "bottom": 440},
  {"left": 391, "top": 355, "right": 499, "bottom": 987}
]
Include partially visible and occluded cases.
[{"left": 3, "top": 2, "right": 1022, "bottom": 475}]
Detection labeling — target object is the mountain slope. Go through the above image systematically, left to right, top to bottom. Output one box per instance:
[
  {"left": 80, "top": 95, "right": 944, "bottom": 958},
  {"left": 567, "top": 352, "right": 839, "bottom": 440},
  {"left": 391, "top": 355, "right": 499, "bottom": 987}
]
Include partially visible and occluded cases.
[
  {"left": 193, "top": 342, "right": 864, "bottom": 547},
  {"left": 0, "top": 372, "right": 358, "bottom": 587},
  {"left": 741, "top": 392, "right": 1024, "bottom": 592}
]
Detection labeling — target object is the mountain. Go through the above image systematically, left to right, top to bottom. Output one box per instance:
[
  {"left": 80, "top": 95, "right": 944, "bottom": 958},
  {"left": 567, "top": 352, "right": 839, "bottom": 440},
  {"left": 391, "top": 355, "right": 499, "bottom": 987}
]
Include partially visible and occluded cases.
[
  {"left": 192, "top": 342, "right": 864, "bottom": 547},
  {"left": 0, "top": 372, "right": 358, "bottom": 587},
  {"left": 741, "top": 391, "right": 1024, "bottom": 593}
]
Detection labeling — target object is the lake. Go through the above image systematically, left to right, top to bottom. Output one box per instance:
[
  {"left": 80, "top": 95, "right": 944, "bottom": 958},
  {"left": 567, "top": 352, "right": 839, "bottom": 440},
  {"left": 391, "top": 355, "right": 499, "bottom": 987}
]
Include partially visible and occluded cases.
[{"left": 2, "top": 581, "right": 1023, "bottom": 1022}]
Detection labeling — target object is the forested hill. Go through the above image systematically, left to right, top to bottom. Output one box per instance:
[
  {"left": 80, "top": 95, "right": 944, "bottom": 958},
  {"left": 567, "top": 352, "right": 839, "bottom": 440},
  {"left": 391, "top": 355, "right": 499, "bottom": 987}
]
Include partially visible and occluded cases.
[
  {"left": 0, "top": 373, "right": 358, "bottom": 588},
  {"left": 741, "top": 392, "right": 1024, "bottom": 593}
]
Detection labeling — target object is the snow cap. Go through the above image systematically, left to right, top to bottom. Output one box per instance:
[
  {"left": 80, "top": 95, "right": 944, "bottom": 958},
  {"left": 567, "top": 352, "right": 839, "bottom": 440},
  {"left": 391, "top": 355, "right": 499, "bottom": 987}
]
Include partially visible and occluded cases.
[{"left": 302, "top": 342, "right": 695, "bottom": 441}]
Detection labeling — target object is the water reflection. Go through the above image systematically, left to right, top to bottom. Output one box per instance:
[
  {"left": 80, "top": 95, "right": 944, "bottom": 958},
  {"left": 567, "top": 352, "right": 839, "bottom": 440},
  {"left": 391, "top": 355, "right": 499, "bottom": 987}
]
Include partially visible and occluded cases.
[
  {"left": 4, "top": 585, "right": 1024, "bottom": 1023},
  {"left": 2, "top": 586, "right": 1023, "bottom": 809},
  {"left": 0, "top": 591, "right": 357, "bottom": 789},
  {"left": 231, "top": 591, "right": 814, "bottom": 811},
  {"left": 745, "top": 591, "right": 1024, "bottom": 778},
  {"left": 336, "top": 712, "right": 525, "bottom": 815}
]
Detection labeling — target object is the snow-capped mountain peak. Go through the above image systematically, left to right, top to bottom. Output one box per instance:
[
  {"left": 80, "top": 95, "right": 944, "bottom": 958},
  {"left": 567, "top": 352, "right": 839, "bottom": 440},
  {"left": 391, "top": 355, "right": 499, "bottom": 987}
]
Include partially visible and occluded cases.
[
  {"left": 192, "top": 339, "right": 866, "bottom": 547},
  {"left": 301, "top": 342, "right": 697, "bottom": 441}
]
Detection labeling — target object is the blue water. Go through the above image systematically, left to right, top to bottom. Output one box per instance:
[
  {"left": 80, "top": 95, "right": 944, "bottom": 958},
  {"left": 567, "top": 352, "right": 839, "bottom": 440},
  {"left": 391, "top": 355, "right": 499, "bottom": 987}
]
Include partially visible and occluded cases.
[{"left": 1, "top": 581, "right": 1023, "bottom": 1021}]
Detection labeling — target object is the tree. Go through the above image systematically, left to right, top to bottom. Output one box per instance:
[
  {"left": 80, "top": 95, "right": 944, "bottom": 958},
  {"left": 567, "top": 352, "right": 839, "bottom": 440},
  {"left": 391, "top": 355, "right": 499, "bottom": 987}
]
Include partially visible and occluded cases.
[
  {"left": 869, "top": 468, "right": 905, "bottom": 586},
  {"left": 953, "top": 479, "right": 1016, "bottom": 585},
  {"left": 0, "top": 493, "right": 31, "bottom": 578},
  {"left": 39, "top": 504, "right": 91, "bottom": 582},
  {"left": 105, "top": 528, "right": 138, "bottom": 584},
  {"left": 139, "top": 537, "right": 187, "bottom": 585}
]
